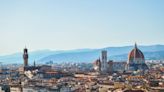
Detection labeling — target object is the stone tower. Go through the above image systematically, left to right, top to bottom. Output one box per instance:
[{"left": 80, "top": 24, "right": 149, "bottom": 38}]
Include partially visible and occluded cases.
[
  {"left": 23, "top": 47, "right": 28, "bottom": 67},
  {"left": 101, "top": 50, "right": 108, "bottom": 73}
]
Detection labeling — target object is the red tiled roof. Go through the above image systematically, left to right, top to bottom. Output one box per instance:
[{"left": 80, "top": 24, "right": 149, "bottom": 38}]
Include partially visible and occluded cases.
[{"left": 128, "top": 44, "right": 145, "bottom": 60}]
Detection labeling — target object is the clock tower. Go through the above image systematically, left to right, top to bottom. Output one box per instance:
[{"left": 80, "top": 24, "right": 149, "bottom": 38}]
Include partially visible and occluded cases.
[{"left": 23, "top": 47, "right": 28, "bottom": 67}]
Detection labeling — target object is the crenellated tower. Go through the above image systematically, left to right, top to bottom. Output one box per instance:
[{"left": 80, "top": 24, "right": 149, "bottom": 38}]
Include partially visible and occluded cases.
[{"left": 23, "top": 47, "right": 28, "bottom": 67}]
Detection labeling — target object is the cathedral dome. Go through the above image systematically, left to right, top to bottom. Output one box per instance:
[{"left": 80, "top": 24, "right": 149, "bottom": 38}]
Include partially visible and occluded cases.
[
  {"left": 127, "top": 43, "right": 148, "bottom": 71},
  {"left": 128, "top": 43, "right": 145, "bottom": 61}
]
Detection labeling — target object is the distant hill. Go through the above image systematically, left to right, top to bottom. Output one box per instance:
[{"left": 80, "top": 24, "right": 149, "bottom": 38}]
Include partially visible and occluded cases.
[
  {"left": 0, "top": 45, "right": 164, "bottom": 64},
  {"left": 111, "top": 51, "right": 164, "bottom": 61}
]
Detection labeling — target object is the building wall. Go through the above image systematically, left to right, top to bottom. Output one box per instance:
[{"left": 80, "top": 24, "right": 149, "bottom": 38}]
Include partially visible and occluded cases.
[
  {"left": 112, "top": 62, "right": 126, "bottom": 72},
  {"left": 10, "top": 87, "right": 22, "bottom": 92}
]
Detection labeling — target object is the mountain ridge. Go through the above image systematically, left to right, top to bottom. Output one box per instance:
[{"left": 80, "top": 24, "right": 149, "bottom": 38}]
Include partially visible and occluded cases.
[{"left": 0, "top": 44, "right": 164, "bottom": 64}]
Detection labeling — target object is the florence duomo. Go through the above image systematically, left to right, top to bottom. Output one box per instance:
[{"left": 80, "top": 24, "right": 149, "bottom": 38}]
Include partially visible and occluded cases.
[
  {"left": 93, "top": 43, "right": 149, "bottom": 75},
  {"left": 126, "top": 43, "right": 148, "bottom": 71}
]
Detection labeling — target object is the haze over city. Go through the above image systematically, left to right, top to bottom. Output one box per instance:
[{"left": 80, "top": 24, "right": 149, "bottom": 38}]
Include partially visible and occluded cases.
[
  {"left": 0, "top": 0, "right": 164, "bottom": 55},
  {"left": 0, "top": 1, "right": 164, "bottom": 92}
]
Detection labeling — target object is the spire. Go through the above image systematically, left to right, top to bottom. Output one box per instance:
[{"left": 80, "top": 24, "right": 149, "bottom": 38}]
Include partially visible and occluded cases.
[
  {"left": 135, "top": 42, "right": 137, "bottom": 49},
  {"left": 34, "top": 60, "right": 36, "bottom": 67}
]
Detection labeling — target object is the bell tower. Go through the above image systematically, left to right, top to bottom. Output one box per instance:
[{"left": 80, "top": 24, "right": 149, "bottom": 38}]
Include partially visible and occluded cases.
[
  {"left": 23, "top": 47, "right": 28, "bottom": 67},
  {"left": 101, "top": 50, "right": 108, "bottom": 73}
]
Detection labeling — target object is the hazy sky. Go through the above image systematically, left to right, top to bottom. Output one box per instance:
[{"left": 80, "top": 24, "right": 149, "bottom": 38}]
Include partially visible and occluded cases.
[{"left": 0, "top": 0, "right": 164, "bottom": 55}]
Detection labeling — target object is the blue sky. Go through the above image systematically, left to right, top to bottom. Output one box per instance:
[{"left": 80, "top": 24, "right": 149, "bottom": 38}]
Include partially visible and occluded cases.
[{"left": 0, "top": 0, "right": 164, "bottom": 55}]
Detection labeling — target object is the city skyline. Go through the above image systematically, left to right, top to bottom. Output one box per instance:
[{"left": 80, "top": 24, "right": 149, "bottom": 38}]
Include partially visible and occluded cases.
[{"left": 0, "top": 0, "right": 164, "bottom": 55}]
